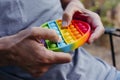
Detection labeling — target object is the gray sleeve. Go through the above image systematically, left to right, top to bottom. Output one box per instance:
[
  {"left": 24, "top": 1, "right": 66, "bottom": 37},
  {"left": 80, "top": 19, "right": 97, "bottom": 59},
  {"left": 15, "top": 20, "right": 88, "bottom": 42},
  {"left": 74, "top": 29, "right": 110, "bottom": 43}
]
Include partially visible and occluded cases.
[{"left": 39, "top": 48, "right": 117, "bottom": 80}]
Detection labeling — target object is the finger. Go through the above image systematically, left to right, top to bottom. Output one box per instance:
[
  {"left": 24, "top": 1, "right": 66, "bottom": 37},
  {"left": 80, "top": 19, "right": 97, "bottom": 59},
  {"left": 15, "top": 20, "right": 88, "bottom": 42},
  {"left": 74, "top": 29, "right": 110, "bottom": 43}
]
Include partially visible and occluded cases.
[
  {"left": 62, "top": 2, "right": 83, "bottom": 27},
  {"left": 84, "top": 10, "right": 105, "bottom": 43},
  {"left": 88, "top": 24, "right": 105, "bottom": 43},
  {"left": 30, "top": 27, "right": 61, "bottom": 42},
  {"left": 44, "top": 49, "right": 72, "bottom": 64},
  {"left": 52, "top": 52, "right": 72, "bottom": 64}
]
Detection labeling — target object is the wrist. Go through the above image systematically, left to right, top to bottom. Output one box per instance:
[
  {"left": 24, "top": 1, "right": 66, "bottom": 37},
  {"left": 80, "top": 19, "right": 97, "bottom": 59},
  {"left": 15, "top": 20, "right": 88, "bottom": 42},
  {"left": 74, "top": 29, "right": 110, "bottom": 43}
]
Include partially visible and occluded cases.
[
  {"left": 0, "top": 28, "right": 31, "bottom": 51},
  {"left": 0, "top": 31, "right": 27, "bottom": 66},
  {"left": 0, "top": 35, "right": 17, "bottom": 51},
  {"left": 0, "top": 36, "right": 10, "bottom": 51}
]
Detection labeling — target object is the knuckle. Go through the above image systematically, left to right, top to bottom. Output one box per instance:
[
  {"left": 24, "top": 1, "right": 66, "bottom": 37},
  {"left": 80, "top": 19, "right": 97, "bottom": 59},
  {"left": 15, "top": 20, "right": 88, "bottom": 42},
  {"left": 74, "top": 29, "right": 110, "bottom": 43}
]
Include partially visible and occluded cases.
[
  {"left": 90, "top": 11, "right": 100, "bottom": 18},
  {"left": 63, "top": 12, "right": 70, "bottom": 18},
  {"left": 63, "top": 12, "right": 68, "bottom": 16},
  {"left": 94, "top": 13, "right": 100, "bottom": 19},
  {"left": 29, "top": 27, "right": 42, "bottom": 37},
  {"left": 30, "top": 27, "right": 36, "bottom": 35},
  {"left": 30, "top": 27, "right": 41, "bottom": 36},
  {"left": 50, "top": 29, "right": 56, "bottom": 34},
  {"left": 36, "top": 49, "right": 51, "bottom": 63},
  {"left": 40, "top": 57, "right": 50, "bottom": 64},
  {"left": 43, "top": 59, "right": 50, "bottom": 64},
  {"left": 30, "top": 67, "right": 49, "bottom": 77},
  {"left": 41, "top": 68, "right": 48, "bottom": 73}
]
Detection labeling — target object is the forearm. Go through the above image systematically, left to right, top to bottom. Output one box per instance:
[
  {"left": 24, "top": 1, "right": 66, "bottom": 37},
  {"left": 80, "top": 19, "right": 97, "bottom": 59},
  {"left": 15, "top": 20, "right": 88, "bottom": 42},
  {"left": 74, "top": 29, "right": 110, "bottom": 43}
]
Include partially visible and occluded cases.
[{"left": 60, "top": 0, "right": 84, "bottom": 9}]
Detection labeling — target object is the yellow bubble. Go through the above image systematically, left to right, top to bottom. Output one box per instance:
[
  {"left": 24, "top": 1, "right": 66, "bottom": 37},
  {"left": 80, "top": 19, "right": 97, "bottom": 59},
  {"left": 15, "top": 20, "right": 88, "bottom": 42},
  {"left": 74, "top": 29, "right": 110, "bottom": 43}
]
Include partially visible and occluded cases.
[
  {"left": 70, "top": 25, "right": 74, "bottom": 29},
  {"left": 74, "top": 31, "right": 79, "bottom": 35},
  {"left": 64, "top": 32, "right": 70, "bottom": 36},
  {"left": 76, "top": 35, "right": 82, "bottom": 39}
]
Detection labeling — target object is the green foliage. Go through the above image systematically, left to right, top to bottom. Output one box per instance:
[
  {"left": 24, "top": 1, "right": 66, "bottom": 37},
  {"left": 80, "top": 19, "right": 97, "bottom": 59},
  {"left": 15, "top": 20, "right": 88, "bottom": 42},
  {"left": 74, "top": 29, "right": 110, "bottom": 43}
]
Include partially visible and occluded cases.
[{"left": 80, "top": 0, "right": 120, "bottom": 27}]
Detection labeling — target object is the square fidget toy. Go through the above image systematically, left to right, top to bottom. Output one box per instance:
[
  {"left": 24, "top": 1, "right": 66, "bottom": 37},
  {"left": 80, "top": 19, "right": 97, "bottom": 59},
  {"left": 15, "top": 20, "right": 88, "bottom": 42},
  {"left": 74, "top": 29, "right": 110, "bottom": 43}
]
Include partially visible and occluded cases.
[{"left": 41, "top": 20, "right": 91, "bottom": 52}]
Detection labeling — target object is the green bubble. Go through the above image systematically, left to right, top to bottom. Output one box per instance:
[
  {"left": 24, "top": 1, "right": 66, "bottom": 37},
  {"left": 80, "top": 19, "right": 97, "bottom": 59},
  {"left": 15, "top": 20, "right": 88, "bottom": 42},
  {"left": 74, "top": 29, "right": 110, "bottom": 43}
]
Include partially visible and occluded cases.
[
  {"left": 44, "top": 26, "right": 49, "bottom": 29},
  {"left": 45, "top": 40, "right": 49, "bottom": 43},
  {"left": 50, "top": 43, "right": 57, "bottom": 48}
]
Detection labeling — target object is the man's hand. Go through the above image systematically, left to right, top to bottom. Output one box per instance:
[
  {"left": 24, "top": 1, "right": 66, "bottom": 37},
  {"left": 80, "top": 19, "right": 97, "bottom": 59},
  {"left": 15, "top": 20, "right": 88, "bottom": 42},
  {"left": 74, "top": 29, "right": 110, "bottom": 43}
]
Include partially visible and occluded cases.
[
  {"left": 62, "top": 0, "right": 105, "bottom": 43},
  {"left": 0, "top": 27, "right": 72, "bottom": 77}
]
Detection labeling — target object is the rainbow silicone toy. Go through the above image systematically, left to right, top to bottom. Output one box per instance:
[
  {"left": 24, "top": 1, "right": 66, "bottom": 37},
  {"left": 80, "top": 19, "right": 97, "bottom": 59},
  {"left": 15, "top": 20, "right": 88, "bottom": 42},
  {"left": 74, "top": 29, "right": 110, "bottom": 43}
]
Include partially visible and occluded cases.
[{"left": 41, "top": 20, "right": 91, "bottom": 52}]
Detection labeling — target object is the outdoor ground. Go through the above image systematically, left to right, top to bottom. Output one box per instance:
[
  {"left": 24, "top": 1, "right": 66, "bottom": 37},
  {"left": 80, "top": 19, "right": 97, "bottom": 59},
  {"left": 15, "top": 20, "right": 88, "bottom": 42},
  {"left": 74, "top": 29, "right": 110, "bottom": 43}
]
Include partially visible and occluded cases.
[{"left": 83, "top": 35, "right": 120, "bottom": 70}]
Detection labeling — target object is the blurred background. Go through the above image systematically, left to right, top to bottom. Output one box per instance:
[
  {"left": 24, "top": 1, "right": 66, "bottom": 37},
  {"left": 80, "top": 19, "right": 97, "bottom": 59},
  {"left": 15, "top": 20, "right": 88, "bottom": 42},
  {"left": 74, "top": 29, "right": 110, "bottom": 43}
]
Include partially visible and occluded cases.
[{"left": 80, "top": 0, "right": 120, "bottom": 70}]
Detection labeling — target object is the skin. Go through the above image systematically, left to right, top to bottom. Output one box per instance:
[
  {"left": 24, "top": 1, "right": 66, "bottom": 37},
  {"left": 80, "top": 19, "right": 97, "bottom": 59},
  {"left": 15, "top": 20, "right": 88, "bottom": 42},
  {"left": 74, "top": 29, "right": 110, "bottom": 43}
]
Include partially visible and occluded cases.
[
  {"left": 0, "top": 0, "right": 104, "bottom": 78},
  {"left": 61, "top": 0, "right": 105, "bottom": 43},
  {"left": 0, "top": 27, "right": 72, "bottom": 77}
]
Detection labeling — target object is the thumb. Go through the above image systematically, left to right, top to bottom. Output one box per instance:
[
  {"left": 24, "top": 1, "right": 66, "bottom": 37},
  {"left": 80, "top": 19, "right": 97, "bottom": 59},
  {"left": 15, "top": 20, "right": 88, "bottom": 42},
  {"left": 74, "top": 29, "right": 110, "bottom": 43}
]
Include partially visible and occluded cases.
[
  {"left": 62, "top": 1, "right": 83, "bottom": 27},
  {"left": 62, "top": 7, "right": 75, "bottom": 27},
  {"left": 52, "top": 52, "right": 72, "bottom": 64}
]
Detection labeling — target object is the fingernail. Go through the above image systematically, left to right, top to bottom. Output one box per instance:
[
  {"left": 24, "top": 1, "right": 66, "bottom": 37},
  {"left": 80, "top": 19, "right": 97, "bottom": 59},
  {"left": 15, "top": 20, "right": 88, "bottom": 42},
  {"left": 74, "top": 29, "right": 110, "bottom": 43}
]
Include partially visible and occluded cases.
[
  {"left": 62, "top": 21, "right": 68, "bottom": 27},
  {"left": 58, "top": 36, "right": 62, "bottom": 42},
  {"left": 57, "top": 38, "right": 61, "bottom": 42}
]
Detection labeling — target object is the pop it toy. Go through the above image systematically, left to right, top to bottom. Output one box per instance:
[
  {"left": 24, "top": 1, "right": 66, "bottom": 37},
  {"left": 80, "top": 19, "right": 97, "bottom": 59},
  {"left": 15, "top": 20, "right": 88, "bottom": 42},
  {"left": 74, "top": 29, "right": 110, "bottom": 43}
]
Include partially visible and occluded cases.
[{"left": 41, "top": 20, "right": 91, "bottom": 52}]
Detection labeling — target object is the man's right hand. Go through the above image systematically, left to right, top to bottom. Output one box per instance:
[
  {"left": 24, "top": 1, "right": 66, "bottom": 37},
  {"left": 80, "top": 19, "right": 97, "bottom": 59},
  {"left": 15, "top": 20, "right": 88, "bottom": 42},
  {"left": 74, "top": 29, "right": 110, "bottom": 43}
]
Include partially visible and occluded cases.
[{"left": 0, "top": 27, "right": 72, "bottom": 77}]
